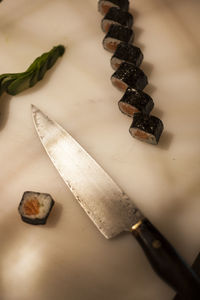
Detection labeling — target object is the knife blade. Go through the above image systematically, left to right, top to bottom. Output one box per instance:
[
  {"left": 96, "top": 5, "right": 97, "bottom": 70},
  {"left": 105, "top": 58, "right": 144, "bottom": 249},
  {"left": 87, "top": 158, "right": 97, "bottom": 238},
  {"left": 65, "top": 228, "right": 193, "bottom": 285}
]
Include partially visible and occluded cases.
[{"left": 31, "top": 105, "right": 200, "bottom": 299}]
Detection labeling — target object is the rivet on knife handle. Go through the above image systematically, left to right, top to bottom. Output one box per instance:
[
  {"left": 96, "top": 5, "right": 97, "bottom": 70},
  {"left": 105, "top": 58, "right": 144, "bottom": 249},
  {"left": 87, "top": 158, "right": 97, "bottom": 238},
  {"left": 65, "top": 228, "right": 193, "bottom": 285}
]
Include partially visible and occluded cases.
[{"left": 132, "top": 218, "right": 200, "bottom": 299}]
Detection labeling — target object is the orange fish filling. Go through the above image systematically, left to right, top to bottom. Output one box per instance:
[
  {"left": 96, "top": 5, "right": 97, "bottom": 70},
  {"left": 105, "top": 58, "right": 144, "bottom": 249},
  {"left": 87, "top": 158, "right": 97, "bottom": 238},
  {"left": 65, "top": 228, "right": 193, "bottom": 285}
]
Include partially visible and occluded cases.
[
  {"left": 101, "top": 4, "right": 112, "bottom": 15},
  {"left": 104, "top": 22, "right": 111, "bottom": 33},
  {"left": 107, "top": 40, "right": 118, "bottom": 51},
  {"left": 113, "top": 62, "right": 120, "bottom": 70},
  {"left": 113, "top": 78, "right": 127, "bottom": 91},
  {"left": 120, "top": 103, "right": 139, "bottom": 116},
  {"left": 134, "top": 129, "right": 149, "bottom": 140},
  {"left": 23, "top": 198, "right": 40, "bottom": 215}
]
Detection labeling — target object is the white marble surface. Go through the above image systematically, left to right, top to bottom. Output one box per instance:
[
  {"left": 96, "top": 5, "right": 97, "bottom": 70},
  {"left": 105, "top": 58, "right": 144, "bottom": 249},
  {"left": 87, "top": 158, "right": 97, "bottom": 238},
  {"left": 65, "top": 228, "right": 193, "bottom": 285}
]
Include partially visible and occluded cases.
[{"left": 0, "top": 0, "right": 200, "bottom": 299}]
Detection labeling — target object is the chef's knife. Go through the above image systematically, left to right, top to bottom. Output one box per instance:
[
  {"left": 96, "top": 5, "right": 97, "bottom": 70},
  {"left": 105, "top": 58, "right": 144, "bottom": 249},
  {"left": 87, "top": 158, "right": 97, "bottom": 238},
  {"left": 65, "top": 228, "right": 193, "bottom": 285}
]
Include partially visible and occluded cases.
[{"left": 31, "top": 105, "right": 200, "bottom": 299}]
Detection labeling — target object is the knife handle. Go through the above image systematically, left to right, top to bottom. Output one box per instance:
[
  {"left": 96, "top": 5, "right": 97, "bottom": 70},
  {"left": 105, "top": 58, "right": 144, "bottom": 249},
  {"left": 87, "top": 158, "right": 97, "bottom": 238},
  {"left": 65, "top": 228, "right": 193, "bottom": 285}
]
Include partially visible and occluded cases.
[{"left": 131, "top": 218, "right": 200, "bottom": 299}]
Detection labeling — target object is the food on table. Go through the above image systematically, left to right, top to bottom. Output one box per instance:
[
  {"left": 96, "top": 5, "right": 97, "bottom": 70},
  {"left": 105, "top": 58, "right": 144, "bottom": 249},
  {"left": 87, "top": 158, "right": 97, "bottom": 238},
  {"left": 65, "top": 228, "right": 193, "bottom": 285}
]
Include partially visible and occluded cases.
[
  {"left": 98, "top": 0, "right": 129, "bottom": 15},
  {"left": 98, "top": 1, "right": 164, "bottom": 144},
  {"left": 101, "top": 7, "right": 133, "bottom": 33},
  {"left": 103, "top": 24, "right": 134, "bottom": 52},
  {"left": 111, "top": 42, "right": 143, "bottom": 70},
  {"left": 0, "top": 45, "right": 65, "bottom": 96},
  {"left": 111, "top": 62, "right": 148, "bottom": 91},
  {"left": 118, "top": 87, "right": 154, "bottom": 116},
  {"left": 129, "top": 112, "right": 164, "bottom": 144},
  {"left": 18, "top": 191, "right": 55, "bottom": 225}
]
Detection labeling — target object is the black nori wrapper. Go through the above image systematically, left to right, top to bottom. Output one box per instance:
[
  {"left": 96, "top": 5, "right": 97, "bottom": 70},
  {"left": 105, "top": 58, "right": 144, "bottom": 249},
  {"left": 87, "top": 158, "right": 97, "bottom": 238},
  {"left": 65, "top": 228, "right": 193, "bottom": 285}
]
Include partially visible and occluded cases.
[
  {"left": 98, "top": 0, "right": 129, "bottom": 15},
  {"left": 101, "top": 7, "right": 133, "bottom": 32},
  {"left": 103, "top": 24, "right": 134, "bottom": 52},
  {"left": 111, "top": 42, "right": 143, "bottom": 69},
  {"left": 111, "top": 62, "right": 148, "bottom": 90},
  {"left": 118, "top": 87, "right": 154, "bottom": 116},
  {"left": 129, "top": 112, "right": 164, "bottom": 144},
  {"left": 18, "top": 191, "right": 55, "bottom": 225}
]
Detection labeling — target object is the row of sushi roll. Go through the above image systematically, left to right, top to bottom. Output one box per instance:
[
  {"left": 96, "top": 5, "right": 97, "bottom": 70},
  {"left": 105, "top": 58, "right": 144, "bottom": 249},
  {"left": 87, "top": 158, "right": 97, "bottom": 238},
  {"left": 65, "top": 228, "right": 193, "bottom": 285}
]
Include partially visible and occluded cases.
[{"left": 98, "top": 0, "right": 164, "bottom": 145}]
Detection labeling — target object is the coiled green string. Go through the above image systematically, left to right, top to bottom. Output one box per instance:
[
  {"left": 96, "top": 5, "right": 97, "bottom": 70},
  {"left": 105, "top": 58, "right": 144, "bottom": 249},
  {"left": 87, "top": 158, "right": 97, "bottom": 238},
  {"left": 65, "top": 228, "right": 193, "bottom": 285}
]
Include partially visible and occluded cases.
[{"left": 0, "top": 45, "right": 65, "bottom": 96}]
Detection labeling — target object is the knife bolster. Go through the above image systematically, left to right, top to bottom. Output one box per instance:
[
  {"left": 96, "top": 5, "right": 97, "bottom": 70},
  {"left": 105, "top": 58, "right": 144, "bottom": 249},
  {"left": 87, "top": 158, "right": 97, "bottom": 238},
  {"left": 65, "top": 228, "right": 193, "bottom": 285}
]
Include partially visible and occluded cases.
[{"left": 131, "top": 219, "right": 143, "bottom": 231}]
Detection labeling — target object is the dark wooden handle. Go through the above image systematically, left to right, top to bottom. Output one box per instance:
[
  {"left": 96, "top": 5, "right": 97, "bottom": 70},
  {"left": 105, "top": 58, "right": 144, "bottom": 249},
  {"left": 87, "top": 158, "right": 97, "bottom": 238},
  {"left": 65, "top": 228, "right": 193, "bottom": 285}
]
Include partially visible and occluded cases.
[
  {"left": 132, "top": 218, "right": 200, "bottom": 299},
  {"left": 174, "top": 252, "right": 200, "bottom": 299}
]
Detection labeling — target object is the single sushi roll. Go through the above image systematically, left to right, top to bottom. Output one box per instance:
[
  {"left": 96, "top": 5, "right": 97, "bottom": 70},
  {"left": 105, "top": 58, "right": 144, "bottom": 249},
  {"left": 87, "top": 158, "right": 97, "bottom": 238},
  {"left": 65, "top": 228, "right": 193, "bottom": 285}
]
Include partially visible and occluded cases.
[
  {"left": 98, "top": 0, "right": 129, "bottom": 15},
  {"left": 101, "top": 7, "right": 133, "bottom": 33},
  {"left": 103, "top": 24, "right": 134, "bottom": 53},
  {"left": 111, "top": 42, "right": 143, "bottom": 70},
  {"left": 111, "top": 62, "right": 148, "bottom": 91},
  {"left": 118, "top": 88, "right": 154, "bottom": 116},
  {"left": 129, "top": 113, "right": 164, "bottom": 144},
  {"left": 18, "top": 191, "right": 55, "bottom": 225}
]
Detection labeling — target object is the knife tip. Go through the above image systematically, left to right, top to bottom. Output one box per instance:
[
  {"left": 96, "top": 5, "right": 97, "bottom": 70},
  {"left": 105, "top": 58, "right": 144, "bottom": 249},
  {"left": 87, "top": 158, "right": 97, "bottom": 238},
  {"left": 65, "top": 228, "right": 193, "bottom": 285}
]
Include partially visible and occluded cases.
[
  {"left": 31, "top": 104, "right": 38, "bottom": 112},
  {"left": 31, "top": 104, "right": 42, "bottom": 118}
]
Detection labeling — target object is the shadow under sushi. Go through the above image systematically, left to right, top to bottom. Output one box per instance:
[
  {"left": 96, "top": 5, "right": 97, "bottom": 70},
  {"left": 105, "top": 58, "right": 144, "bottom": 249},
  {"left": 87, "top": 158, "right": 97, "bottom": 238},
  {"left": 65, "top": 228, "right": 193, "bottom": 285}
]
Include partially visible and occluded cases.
[
  {"left": 129, "top": 7, "right": 140, "bottom": 21},
  {"left": 132, "top": 26, "right": 145, "bottom": 50},
  {"left": 141, "top": 61, "right": 154, "bottom": 78},
  {"left": 143, "top": 83, "right": 157, "bottom": 96},
  {"left": 151, "top": 107, "right": 164, "bottom": 119},
  {"left": 157, "top": 130, "right": 173, "bottom": 150},
  {"left": 45, "top": 202, "right": 63, "bottom": 228}
]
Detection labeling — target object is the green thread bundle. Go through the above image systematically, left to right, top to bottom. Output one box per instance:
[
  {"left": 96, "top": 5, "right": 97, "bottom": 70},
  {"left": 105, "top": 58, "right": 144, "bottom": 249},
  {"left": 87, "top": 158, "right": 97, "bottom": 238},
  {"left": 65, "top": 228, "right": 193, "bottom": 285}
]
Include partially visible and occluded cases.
[{"left": 0, "top": 45, "right": 65, "bottom": 96}]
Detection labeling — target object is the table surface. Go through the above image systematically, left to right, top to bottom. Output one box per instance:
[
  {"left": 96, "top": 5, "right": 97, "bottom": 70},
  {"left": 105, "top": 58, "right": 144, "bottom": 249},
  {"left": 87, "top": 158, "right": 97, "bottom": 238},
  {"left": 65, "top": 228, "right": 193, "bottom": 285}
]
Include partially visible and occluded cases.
[{"left": 0, "top": 1, "right": 200, "bottom": 299}]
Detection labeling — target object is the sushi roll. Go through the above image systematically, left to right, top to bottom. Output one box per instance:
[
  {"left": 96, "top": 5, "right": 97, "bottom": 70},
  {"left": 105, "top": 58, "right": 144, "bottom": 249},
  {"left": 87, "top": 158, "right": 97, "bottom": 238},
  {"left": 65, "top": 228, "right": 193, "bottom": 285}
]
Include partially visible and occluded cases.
[
  {"left": 98, "top": 0, "right": 129, "bottom": 15},
  {"left": 101, "top": 7, "right": 133, "bottom": 33},
  {"left": 103, "top": 24, "right": 134, "bottom": 53},
  {"left": 111, "top": 42, "right": 143, "bottom": 70},
  {"left": 111, "top": 62, "right": 148, "bottom": 91},
  {"left": 118, "top": 87, "right": 154, "bottom": 116},
  {"left": 129, "top": 113, "right": 164, "bottom": 144},
  {"left": 18, "top": 191, "right": 55, "bottom": 225}
]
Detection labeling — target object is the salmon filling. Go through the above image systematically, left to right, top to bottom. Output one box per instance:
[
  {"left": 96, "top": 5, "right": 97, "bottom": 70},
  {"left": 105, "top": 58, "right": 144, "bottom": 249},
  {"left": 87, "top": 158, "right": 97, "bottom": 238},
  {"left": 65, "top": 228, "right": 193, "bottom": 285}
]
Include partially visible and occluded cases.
[
  {"left": 101, "top": 4, "right": 112, "bottom": 15},
  {"left": 104, "top": 22, "right": 112, "bottom": 33},
  {"left": 106, "top": 40, "right": 119, "bottom": 51},
  {"left": 111, "top": 57, "right": 121, "bottom": 70},
  {"left": 113, "top": 62, "right": 120, "bottom": 69},
  {"left": 112, "top": 78, "right": 127, "bottom": 91},
  {"left": 119, "top": 103, "right": 139, "bottom": 116},
  {"left": 129, "top": 128, "right": 157, "bottom": 144},
  {"left": 134, "top": 129, "right": 149, "bottom": 139},
  {"left": 23, "top": 198, "right": 40, "bottom": 215}
]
